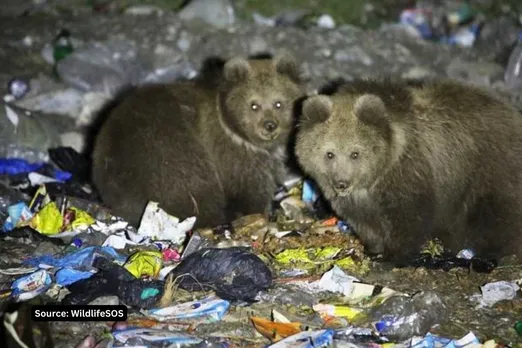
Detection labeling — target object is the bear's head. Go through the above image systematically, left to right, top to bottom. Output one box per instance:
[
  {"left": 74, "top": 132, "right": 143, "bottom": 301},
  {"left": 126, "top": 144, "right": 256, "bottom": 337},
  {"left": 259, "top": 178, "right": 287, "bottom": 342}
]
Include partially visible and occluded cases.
[
  {"left": 218, "top": 54, "right": 304, "bottom": 153},
  {"left": 295, "top": 89, "right": 407, "bottom": 198}
]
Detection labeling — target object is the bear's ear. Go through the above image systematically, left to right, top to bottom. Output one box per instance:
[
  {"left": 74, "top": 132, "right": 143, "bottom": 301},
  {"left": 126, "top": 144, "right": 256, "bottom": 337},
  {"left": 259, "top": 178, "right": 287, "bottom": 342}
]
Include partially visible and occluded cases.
[
  {"left": 273, "top": 53, "right": 301, "bottom": 83},
  {"left": 224, "top": 57, "right": 251, "bottom": 83},
  {"left": 354, "top": 94, "right": 389, "bottom": 130},
  {"left": 301, "top": 95, "right": 333, "bottom": 126}
]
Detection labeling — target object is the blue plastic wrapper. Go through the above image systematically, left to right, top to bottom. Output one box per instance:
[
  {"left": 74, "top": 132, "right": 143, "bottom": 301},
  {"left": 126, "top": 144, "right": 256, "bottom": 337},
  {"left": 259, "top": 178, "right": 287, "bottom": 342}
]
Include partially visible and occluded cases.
[
  {"left": 0, "top": 158, "right": 72, "bottom": 182},
  {"left": 0, "top": 159, "right": 43, "bottom": 175},
  {"left": 302, "top": 180, "right": 319, "bottom": 205},
  {"left": 2, "top": 201, "right": 33, "bottom": 232},
  {"left": 24, "top": 246, "right": 126, "bottom": 269},
  {"left": 55, "top": 268, "right": 95, "bottom": 286},
  {"left": 11, "top": 269, "right": 52, "bottom": 302},
  {"left": 268, "top": 329, "right": 334, "bottom": 348}
]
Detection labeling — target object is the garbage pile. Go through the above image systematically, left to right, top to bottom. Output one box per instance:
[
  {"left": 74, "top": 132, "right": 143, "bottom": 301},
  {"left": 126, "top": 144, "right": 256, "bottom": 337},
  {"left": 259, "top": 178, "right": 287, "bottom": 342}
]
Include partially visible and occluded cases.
[
  {"left": 1, "top": 1, "right": 522, "bottom": 346},
  {"left": 0, "top": 144, "right": 514, "bottom": 347}
]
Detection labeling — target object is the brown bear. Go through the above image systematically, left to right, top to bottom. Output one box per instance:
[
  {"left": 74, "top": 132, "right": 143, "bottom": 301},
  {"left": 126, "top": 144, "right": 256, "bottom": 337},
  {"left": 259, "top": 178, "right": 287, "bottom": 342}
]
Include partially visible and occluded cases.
[
  {"left": 91, "top": 54, "right": 304, "bottom": 228},
  {"left": 294, "top": 78, "right": 522, "bottom": 263}
]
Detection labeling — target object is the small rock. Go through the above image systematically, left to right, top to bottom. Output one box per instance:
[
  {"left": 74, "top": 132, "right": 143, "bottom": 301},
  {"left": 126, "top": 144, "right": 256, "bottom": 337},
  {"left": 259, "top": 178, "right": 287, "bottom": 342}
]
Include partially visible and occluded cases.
[
  {"left": 178, "top": 0, "right": 235, "bottom": 29},
  {"left": 124, "top": 5, "right": 164, "bottom": 16},
  {"left": 274, "top": 10, "right": 310, "bottom": 27},
  {"left": 252, "top": 12, "right": 275, "bottom": 27},
  {"left": 317, "top": 14, "right": 335, "bottom": 29},
  {"left": 475, "top": 16, "right": 520, "bottom": 62},
  {"left": 177, "top": 31, "right": 192, "bottom": 53},
  {"left": 249, "top": 36, "right": 269, "bottom": 54},
  {"left": 334, "top": 46, "right": 374, "bottom": 66},
  {"left": 446, "top": 58, "right": 505, "bottom": 87},
  {"left": 402, "top": 66, "right": 435, "bottom": 80},
  {"left": 33, "top": 241, "right": 63, "bottom": 257},
  {"left": 88, "top": 296, "right": 119, "bottom": 306}
]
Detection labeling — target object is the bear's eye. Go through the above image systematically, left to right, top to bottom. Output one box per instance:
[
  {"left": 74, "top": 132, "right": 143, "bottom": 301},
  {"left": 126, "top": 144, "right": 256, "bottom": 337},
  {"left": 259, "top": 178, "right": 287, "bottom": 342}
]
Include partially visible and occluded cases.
[
  {"left": 274, "top": 101, "right": 282, "bottom": 109},
  {"left": 251, "top": 103, "right": 260, "bottom": 111},
  {"left": 326, "top": 152, "right": 335, "bottom": 159},
  {"left": 350, "top": 152, "right": 359, "bottom": 160}
]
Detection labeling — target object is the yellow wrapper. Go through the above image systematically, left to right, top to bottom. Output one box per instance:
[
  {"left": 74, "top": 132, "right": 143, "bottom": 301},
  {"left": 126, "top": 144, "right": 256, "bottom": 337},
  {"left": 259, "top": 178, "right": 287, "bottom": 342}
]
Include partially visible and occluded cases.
[
  {"left": 29, "top": 185, "right": 51, "bottom": 212},
  {"left": 29, "top": 202, "right": 63, "bottom": 235},
  {"left": 69, "top": 207, "right": 95, "bottom": 230},
  {"left": 124, "top": 251, "right": 163, "bottom": 278},
  {"left": 313, "top": 303, "right": 363, "bottom": 320}
]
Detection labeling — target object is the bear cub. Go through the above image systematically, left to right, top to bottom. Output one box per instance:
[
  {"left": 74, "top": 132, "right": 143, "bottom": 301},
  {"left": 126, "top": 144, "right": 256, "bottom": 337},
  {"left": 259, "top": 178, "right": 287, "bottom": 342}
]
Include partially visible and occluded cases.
[
  {"left": 92, "top": 54, "right": 304, "bottom": 228},
  {"left": 295, "top": 78, "right": 522, "bottom": 263}
]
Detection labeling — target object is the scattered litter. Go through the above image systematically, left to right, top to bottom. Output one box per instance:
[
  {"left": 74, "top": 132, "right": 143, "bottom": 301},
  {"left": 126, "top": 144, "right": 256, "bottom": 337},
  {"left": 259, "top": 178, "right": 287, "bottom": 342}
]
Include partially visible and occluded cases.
[
  {"left": 397, "top": 3, "right": 485, "bottom": 47},
  {"left": 8, "top": 78, "right": 30, "bottom": 100},
  {"left": 137, "top": 201, "right": 195, "bottom": 244},
  {"left": 24, "top": 245, "right": 126, "bottom": 269},
  {"left": 168, "top": 247, "right": 272, "bottom": 302},
  {"left": 124, "top": 250, "right": 163, "bottom": 279},
  {"left": 62, "top": 258, "right": 164, "bottom": 308},
  {"left": 315, "top": 265, "right": 359, "bottom": 297},
  {"left": 0, "top": 267, "right": 38, "bottom": 276},
  {"left": 55, "top": 268, "right": 95, "bottom": 286},
  {"left": 11, "top": 269, "right": 52, "bottom": 302},
  {"left": 473, "top": 280, "right": 520, "bottom": 308},
  {"left": 144, "top": 296, "right": 230, "bottom": 324},
  {"left": 252, "top": 316, "right": 302, "bottom": 342},
  {"left": 112, "top": 327, "right": 202, "bottom": 346},
  {"left": 268, "top": 329, "right": 334, "bottom": 348}
]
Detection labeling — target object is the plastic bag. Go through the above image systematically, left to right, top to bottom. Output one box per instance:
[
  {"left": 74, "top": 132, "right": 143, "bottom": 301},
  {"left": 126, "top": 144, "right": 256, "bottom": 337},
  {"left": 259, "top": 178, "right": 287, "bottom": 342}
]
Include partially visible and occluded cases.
[{"left": 167, "top": 247, "right": 272, "bottom": 302}]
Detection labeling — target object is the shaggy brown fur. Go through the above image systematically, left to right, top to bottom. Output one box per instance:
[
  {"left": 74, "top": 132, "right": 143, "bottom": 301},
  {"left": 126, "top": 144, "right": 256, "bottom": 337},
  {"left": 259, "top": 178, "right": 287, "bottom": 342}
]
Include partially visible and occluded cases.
[
  {"left": 92, "top": 54, "right": 304, "bottom": 228},
  {"left": 295, "top": 78, "right": 522, "bottom": 263}
]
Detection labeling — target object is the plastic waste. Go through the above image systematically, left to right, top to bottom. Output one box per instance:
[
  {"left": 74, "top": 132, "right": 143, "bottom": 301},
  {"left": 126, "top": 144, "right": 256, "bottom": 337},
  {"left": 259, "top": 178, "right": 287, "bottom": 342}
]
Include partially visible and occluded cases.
[
  {"left": 52, "top": 29, "right": 74, "bottom": 77},
  {"left": 505, "top": 31, "right": 522, "bottom": 89},
  {"left": 56, "top": 40, "right": 148, "bottom": 96},
  {"left": 8, "top": 78, "right": 30, "bottom": 100},
  {"left": 0, "top": 102, "right": 66, "bottom": 163},
  {"left": 48, "top": 146, "right": 91, "bottom": 183},
  {"left": 137, "top": 201, "right": 195, "bottom": 244},
  {"left": 23, "top": 245, "right": 126, "bottom": 269},
  {"left": 167, "top": 247, "right": 272, "bottom": 302},
  {"left": 124, "top": 250, "right": 163, "bottom": 278},
  {"left": 406, "top": 252, "right": 497, "bottom": 273},
  {"left": 62, "top": 257, "right": 164, "bottom": 308},
  {"left": 11, "top": 269, "right": 52, "bottom": 302},
  {"left": 474, "top": 280, "right": 520, "bottom": 307},
  {"left": 357, "top": 290, "right": 448, "bottom": 341},
  {"left": 144, "top": 296, "right": 230, "bottom": 324},
  {"left": 251, "top": 316, "right": 302, "bottom": 342},
  {"left": 515, "top": 320, "right": 522, "bottom": 336},
  {"left": 112, "top": 328, "right": 202, "bottom": 346},
  {"left": 268, "top": 329, "right": 334, "bottom": 348}
]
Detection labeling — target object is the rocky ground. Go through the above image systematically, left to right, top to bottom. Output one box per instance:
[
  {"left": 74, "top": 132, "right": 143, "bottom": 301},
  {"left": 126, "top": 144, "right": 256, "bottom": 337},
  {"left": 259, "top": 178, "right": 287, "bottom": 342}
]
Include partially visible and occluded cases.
[{"left": 1, "top": 0, "right": 522, "bottom": 347}]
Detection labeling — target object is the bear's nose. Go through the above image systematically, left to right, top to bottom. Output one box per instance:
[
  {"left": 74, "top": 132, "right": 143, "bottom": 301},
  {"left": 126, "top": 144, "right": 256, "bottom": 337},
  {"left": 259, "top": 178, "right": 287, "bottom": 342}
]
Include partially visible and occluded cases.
[
  {"left": 263, "top": 120, "right": 278, "bottom": 133},
  {"left": 335, "top": 181, "right": 349, "bottom": 191}
]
